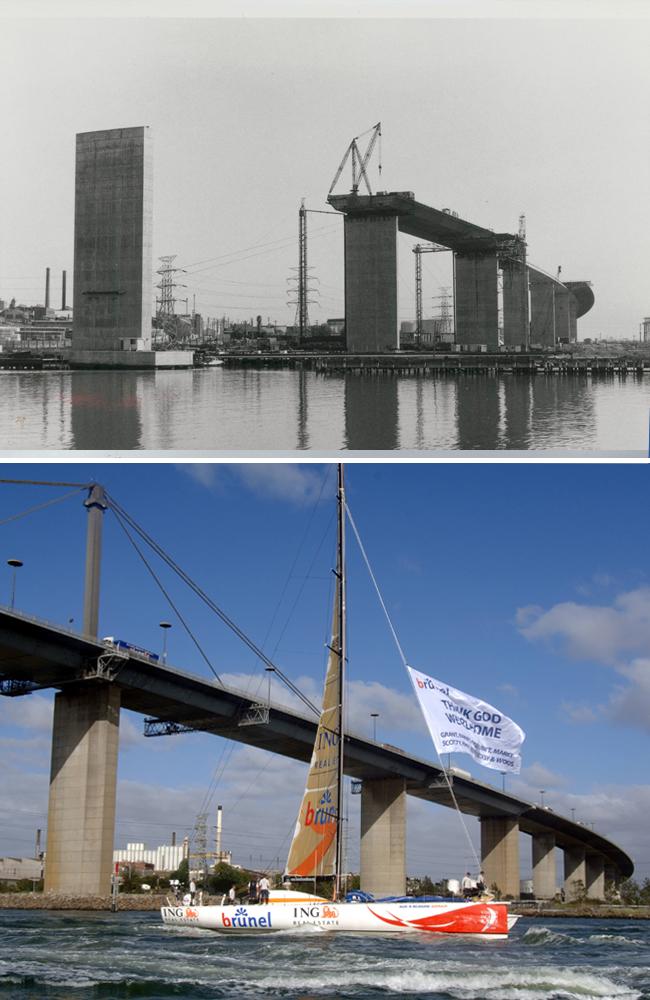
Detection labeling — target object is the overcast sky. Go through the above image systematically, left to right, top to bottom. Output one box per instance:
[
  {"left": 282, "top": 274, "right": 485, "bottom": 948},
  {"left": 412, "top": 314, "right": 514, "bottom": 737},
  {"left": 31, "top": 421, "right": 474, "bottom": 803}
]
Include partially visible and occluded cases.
[
  {"left": 2, "top": 11, "right": 649, "bottom": 340},
  {"left": 1, "top": 461, "right": 650, "bottom": 883}
]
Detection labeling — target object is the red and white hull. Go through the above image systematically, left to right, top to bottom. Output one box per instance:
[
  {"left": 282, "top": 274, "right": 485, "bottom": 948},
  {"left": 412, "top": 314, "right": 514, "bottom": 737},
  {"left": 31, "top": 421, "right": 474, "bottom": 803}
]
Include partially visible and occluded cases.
[{"left": 161, "top": 890, "right": 518, "bottom": 938}]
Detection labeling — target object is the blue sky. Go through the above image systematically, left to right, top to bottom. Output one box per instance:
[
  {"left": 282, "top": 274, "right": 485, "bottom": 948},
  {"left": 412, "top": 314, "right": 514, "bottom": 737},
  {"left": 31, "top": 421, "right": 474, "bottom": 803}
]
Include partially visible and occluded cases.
[{"left": 1, "top": 462, "right": 649, "bottom": 882}]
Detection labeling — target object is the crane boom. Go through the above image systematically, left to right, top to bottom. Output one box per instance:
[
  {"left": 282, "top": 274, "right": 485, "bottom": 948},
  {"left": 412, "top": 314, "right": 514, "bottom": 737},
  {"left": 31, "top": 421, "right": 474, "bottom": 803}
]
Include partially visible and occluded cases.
[{"left": 328, "top": 122, "right": 382, "bottom": 197}]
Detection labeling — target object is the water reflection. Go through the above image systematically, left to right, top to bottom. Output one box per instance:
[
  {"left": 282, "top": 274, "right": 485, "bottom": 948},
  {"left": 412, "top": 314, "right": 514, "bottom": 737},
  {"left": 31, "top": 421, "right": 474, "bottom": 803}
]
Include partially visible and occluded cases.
[
  {"left": 0, "top": 369, "right": 646, "bottom": 453},
  {"left": 70, "top": 373, "right": 144, "bottom": 450},
  {"left": 344, "top": 376, "right": 399, "bottom": 450}
]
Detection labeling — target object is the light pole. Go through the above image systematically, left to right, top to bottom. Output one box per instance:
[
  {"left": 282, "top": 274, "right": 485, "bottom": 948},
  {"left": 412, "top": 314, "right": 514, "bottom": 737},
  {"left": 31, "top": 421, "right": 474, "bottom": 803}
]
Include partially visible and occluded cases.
[
  {"left": 7, "top": 559, "right": 23, "bottom": 609},
  {"left": 159, "top": 621, "right": 172, "bottom": 663},
  {"left": 370, "top": 712, "right": 379, "bottom": 741},
  {"left": 500, "top": 771, "right": 506, "bottom": 792},
  {"left": 540, "top": 790, "right": 546, "bottom": 808},
  {"left": 571, "top": 808, "right": 576, "bottom": 822}
]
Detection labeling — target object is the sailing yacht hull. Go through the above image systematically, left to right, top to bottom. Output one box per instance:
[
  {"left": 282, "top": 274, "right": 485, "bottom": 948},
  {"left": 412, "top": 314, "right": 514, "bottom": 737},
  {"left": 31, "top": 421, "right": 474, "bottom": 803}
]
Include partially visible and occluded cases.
[{"left": 161, "top": 897, "right": 517, "bottom": 937}]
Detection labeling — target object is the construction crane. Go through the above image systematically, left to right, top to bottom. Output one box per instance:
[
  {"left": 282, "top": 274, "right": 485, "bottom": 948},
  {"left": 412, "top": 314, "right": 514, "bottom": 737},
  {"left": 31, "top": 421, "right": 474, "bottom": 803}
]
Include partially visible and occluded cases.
[
  {"left": 328, "top": 122, "right": 382, "bottom": 197},
  {"left": 412, "top": 243, "right": 451, "bottom": 343}
]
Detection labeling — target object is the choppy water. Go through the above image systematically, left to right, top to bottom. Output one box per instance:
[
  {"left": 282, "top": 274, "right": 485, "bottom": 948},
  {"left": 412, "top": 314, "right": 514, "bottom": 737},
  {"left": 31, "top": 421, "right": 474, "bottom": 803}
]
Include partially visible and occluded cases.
[
  {"left": 0, "top": 368, "right": 648, "bottom": 452},
  {"left": 0, "top": 911, "right": 648, "bottom": 999}
]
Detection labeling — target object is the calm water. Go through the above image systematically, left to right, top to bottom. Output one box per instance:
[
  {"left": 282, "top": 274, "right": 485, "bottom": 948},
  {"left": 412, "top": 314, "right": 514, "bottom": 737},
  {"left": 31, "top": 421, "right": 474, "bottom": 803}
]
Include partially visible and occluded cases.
[
  {"left": 0, "top": 368, "right": 648, "bottom": 453},
  {"left": 0, "top": 910, "right": 648, "bottom": 999}
]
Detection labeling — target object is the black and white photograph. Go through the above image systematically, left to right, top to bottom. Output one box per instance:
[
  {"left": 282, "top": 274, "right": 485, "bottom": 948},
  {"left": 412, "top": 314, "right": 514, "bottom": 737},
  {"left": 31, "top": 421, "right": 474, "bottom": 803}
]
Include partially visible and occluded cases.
[
  {"left": 0, "top": 2, "right": 649, "bottom": 999},
  {"left": 1, "top": 4, "right": 649, "bottom": 454}
]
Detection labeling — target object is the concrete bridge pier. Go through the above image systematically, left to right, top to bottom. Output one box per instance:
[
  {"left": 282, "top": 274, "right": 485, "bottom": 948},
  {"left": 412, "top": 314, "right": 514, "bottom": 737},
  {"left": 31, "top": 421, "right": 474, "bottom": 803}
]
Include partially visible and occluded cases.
[
  {"left": 344, "top": 213, "right": 399, "bottom": 352},
  {"left": 454, "top": 252, "right": 499, "bottom": 348},
  {"left": 502, "top": 261, "right": 530, "bottom": 348},
  {"left": 44, "top": 483, "right": 119, "bottom": 896},
  {"left": 44, "top": 684, "right": 120, "bottom": 895},
  {"left": 360, "top": 777, "right": 406, "bottom": 896},
  {"left": 480, "top": 816, "right": 520, "bottom": 898},
  {"left": 532, "top": 832, "right": 556, "bottom": 899},
  {"left": 564, "top": 845, "right": 587, "bottom": 900},
  {"left": 586, "top": 853, "right": 606, "bottom": 899}
]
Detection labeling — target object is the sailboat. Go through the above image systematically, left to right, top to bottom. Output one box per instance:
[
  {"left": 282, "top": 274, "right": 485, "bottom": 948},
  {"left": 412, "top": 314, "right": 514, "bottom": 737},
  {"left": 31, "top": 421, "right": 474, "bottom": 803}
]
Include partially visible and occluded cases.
[{"left": 161, "top": 467, "right": 519, "bottom": 937}]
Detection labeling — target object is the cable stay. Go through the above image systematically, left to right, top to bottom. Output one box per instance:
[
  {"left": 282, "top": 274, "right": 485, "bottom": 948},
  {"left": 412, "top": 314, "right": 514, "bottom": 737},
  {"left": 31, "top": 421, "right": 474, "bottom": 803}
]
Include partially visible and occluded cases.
[
  {"left": 0, "top": 485, "right": 88, "bottom": 529},
  {"left": 105, "top": 493, "right": 320, "bottom": 718}
]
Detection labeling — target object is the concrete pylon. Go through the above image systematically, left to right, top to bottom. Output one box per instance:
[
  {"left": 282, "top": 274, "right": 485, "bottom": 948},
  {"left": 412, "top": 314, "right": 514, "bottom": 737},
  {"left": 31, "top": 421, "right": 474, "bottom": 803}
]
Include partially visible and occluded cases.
[
  {"left": 344, "top": 213, "right": 399, "bottom": 353},
  {"left": 454, "top": 253, "right": 498, "bottom": 348},
  {"left": 502, "top": 262, "right": 529, "bottom": 348},
  {"left": 44, "top": 684, "right": 121, "bottom": 895},
  {"left": 360, "top": 777, "right": 406, "bottom": 896},
  {"left": 480, "top": 816, "right": 520, "bottom": 898},
  {"left": 532, "top": 832, "right": 556, "bottom": 900},
  {"left": 564, "top": 845, "right": 587, "bottom": 900},
  {"left": 586, "top": 854, "right": 606, "bottom": 900}
]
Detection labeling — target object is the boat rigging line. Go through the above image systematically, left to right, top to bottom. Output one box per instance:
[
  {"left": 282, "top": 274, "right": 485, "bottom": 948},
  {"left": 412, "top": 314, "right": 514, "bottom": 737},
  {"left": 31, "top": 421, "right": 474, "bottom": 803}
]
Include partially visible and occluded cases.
[{"left": 344, "top": 498, "right": 482, "bottom": 875}]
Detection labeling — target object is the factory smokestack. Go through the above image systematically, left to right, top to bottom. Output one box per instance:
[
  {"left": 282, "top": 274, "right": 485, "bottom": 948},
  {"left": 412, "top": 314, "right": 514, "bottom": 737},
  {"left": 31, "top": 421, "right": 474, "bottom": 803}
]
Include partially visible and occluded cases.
[
  {"left": 45, "top": 267, "right": 50, "bottom": 309},
  {"left": 62, "top": 270, "right": 67, "bottom": 311}
]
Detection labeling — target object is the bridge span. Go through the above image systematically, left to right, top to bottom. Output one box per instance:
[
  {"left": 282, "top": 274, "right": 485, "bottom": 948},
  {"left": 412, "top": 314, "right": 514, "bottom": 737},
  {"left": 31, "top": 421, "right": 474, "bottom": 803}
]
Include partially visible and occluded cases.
[
  {"left": 328, "top": 191, "right": 594, "bottom": 354},
  {"left": 0, "top": 607, "right": 632, "bottom": 899}
]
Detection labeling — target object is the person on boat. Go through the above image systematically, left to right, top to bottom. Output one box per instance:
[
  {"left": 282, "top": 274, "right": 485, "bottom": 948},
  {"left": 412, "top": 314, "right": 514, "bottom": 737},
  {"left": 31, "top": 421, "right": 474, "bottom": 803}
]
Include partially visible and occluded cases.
[
  {"left": 476, "top": 871, "right": 486, "bottom": 895},
  {"left": 461, "top": 872, "right": 476, "bottom": 897},
  {"left": 258, "top": 875, "right": 270, "bottom": 904},
  {"left": 248, "top": 878, "right": 258, "bottom": 903},
  {"left": 189, "top": 879, "right": 197, "bottom": 903},
  {"left": 227, "top": 884, "right": 237, "bottom": 905},
  {"left": 182, "top": 892, "right": 192, "bottom": 905}
]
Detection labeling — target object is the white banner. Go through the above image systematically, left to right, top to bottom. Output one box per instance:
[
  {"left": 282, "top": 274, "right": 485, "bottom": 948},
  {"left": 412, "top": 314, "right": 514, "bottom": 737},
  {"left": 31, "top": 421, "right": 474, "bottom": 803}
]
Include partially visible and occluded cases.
[{"left": 407, "top": 666, "right": 525, "bottom": 774}]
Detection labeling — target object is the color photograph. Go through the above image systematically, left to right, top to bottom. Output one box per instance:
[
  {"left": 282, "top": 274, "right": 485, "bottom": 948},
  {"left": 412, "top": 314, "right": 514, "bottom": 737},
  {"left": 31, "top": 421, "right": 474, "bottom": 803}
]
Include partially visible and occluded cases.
[{"left": 0, "top": 461, "right": 648, "bottom": 996}]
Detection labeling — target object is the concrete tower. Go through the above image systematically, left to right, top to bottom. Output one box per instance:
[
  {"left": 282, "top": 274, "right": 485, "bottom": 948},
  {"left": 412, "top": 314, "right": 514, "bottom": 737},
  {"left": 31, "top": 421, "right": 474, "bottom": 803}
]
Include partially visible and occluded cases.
[{"left": 72, "top": 126, "right": 153, "bottom": 360}]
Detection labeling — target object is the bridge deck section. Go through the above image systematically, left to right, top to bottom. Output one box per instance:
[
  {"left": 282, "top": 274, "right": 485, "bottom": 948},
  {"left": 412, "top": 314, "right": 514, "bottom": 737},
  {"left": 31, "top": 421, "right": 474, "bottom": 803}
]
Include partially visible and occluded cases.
[{"left": 0, "top": 608, "right": 632, "bottom": 878}]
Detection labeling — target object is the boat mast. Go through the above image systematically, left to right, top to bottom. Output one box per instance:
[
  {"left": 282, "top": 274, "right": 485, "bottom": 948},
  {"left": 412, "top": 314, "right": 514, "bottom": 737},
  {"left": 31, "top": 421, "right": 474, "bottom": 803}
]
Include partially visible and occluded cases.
[{"left": 334, "top": 463, "right": 346, "bottom": 899}]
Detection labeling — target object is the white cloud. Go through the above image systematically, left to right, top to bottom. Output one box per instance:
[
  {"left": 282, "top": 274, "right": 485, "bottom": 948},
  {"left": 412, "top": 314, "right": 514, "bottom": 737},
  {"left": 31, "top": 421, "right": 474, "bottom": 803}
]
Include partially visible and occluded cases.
[
  {"left": 177, "top": 463, "right": 220, "bottom": 489},
  {"left": 234, "top": 464, "right": 328, "bottom": 505},
  {"left": 517, "top": 587, "right": 650, "bottom": 665},
  {"left": 517, "top": 588, "right": 650, "bottom": 735},
  {"left": 0, "top": 693, "right": 54, "bottom": 733},
  {"left": 560, "top": 701, "right": 601, "bottom": 724},
  {"left": 519, "top": 761, "right": 567, "bottom": 790}
]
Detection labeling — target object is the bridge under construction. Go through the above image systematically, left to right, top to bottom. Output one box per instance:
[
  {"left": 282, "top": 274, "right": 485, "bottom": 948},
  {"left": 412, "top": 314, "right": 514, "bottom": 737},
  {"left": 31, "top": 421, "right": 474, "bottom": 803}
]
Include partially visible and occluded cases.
[{"left": 327, "top": 190, "right": 594, "bottom": 354}]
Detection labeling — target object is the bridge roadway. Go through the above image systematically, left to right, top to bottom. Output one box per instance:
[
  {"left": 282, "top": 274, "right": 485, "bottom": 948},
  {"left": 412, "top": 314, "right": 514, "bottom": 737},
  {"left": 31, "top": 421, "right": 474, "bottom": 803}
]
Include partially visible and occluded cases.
[
  {"left": 328, "top": 191, "right": 518, "bottom": 254},
  {"left": 0, "top": 606, "right": 633, "bottom": 891}
]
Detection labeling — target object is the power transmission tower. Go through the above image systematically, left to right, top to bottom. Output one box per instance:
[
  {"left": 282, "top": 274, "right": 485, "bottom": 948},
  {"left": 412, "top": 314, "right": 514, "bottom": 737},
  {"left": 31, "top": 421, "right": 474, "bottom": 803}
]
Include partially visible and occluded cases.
[
  {"left": 413, "top": 244, "right": 451, "bottom": 344},
  {"left": 156, "top": 256, "right": 186, "bottom": 343},
  {"left": 432, "top": 286, "right": 453, "bottom": 338},
  {"left": 191, "top": 812, "right": 212, "bottom": 883}
]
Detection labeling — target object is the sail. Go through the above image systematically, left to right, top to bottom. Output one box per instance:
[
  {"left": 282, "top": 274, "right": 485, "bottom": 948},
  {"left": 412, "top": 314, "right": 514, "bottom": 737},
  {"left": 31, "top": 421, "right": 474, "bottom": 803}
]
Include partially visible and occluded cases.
[{"left": 285, "top": 577, "right": 341, "bottom": 878}]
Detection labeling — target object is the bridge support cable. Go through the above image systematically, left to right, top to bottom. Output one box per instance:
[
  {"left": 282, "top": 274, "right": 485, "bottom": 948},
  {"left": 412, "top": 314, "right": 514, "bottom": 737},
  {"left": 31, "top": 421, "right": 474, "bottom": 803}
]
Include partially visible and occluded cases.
[
  {"left": 0, "top": 486, "right": 87, "bottom": 528},
  {"left": 105, "top": 492, "right": 320, "bottom": 718},
  {"left": 344, "top": 499, "right": 482, "bottom": 875},
  {"left": 109, "top": 503, "right": 223, "bottom": 685}
]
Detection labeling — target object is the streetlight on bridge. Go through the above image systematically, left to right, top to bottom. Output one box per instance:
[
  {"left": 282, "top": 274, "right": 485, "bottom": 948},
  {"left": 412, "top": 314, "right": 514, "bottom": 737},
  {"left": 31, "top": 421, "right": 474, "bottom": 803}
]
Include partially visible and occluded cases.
[
  {"left": 7, "top": 559, "right": 23, "bottom": 610},
  {"left": 159, "top": 621, "right": 172, "bottom": 663},
  {"left": 370, "top": 712, "right": 379, "bottom": 741},
  {"left": 539, "top": 789, "right": 546, "bottom": 808}
]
